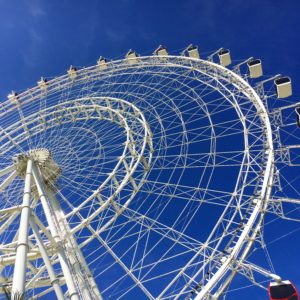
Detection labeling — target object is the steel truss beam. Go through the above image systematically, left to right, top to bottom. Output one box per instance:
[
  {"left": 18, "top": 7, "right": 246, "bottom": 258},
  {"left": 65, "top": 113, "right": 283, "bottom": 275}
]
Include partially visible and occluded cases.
[
  {"left": 0, "top": 53, "right": 290, "bottom": 299},
  {"left": 7, "top": 159, "right": 103, "bottom": 299},
  {"left": 11, "top": 159, "right": 33, "bottom": 297},
  {"left": 31, "top": 162, "right": 101, "bottom": 300},
  {"left": 29, "top": 217, "right": 64, "bottom": 300}
]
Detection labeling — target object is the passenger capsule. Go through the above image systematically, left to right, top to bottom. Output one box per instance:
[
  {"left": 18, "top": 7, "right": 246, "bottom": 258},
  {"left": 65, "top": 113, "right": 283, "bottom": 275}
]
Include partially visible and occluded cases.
[
  {"left": 187, "top": 44, "right": 200, "bottom": 59},
  {"left": 154, "top": 45, "right": 168, "bottom": 57},
  {"left": 218, "top": 49, "right": 231, "bottom": 67},
  {"left": 126, "top": 50, "right": 138, "bottom": 64},
  {"left": 97, "top": 57, "right": 108, "bottom": 70},
  {"left": 247, "top": 59, "right": 263, "bottom": 78},
  {"left": 68, "top": 66, "right": 77, "bottom": 79},
  {"left": 275, "top": 76, "right": 292, "bottom": 98},
  {"left": 38, "top": 77, "right": 48, "bottom": 90},
  {"left": 7, "top": 91, "right": 19, "bottom": 101},
  {"left": 268, "top": 280, "right": 299, "bottom": 300}
]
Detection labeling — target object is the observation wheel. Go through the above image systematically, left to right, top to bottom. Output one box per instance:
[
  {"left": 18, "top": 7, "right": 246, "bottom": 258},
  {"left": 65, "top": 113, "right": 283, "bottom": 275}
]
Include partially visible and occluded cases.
[{"left": 0, "top": 45, "right": 299, "bottom": 300}]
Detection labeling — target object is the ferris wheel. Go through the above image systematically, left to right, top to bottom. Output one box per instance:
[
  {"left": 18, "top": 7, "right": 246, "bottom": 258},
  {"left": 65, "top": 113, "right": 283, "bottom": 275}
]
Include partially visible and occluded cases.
[{"left": 0, "top": 44, "right": 299, "bottom": 300}]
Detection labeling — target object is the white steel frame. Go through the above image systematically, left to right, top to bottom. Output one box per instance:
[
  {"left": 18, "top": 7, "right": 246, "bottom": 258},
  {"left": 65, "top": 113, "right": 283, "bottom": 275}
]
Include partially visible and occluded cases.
[{"left": 0, "top": 52, "right": 296, "bottom": 299}]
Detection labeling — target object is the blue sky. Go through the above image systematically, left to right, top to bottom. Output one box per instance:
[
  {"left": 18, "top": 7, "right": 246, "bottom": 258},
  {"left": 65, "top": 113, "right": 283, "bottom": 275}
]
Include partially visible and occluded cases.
[
  {"left": 0, "top": 0, "right": 300, "bottom": 299},
  {"left": 0, "top": 0, "right": 299, "bottom": 99}
]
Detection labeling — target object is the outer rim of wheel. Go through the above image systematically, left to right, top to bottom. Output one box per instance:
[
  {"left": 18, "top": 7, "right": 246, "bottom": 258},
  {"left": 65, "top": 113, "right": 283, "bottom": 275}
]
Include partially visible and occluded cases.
[{"left": 0, "top": 54, "right": 274, "bottom": 298}]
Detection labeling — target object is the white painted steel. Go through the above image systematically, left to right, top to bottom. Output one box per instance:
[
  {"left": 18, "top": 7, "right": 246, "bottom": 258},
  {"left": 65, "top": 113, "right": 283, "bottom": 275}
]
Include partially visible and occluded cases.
[
  {"left": 0, "top": 51, "right": 295, "bottom": 299},
  {"left": 193, "top": 59, "right": 274, "bottom": 299},
  {"left": 11, "top": 159, "right": 33, "bottom": 297},
  {"left": 31, "top": 163, "right": 80, "bottom": 300},
  {"left": 0, "top": 164, "right": 15, "bottom": 177},
  {"left": 0, "top": 171, "right": 17, "bottom": 192},
  {"left": 47, "top": 191, "right": 103, "bottom": 300},
  {"left": 29, "top": 216, "right": 65, "bottom": 300}
]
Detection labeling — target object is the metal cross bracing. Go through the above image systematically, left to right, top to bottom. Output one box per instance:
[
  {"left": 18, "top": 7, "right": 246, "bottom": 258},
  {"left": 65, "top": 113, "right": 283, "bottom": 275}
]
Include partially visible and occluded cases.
[
  {"left": 0, "top": 49, "right": 299, "bottom": 299},
  {"left": 0, "top": 56, "right": 270, "bottom": 298},
  {"left": 0, "top": 97, "right": 152, "bottom": 298}
]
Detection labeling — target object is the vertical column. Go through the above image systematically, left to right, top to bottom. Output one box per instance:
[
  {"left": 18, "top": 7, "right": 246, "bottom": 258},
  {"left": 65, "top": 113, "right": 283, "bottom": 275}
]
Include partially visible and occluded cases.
[
  {"left": 11, "top": 159, "right": 33, "bottom": 298},
  {"left": 31, "top": 163, "right": 80, "bottom": 300},
  {"left": 48, "top": 192, "right": 103, "bottom": 300},
  {"left": 29, "top": 217, "right": 65, "bottom": 300}
]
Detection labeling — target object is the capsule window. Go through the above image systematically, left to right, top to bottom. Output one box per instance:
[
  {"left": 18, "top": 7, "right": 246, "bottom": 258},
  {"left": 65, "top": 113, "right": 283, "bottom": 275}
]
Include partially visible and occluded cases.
[
  {"left": 187, "top": 45, "right": 197, "bottom": 51},
  {"left": 218, "top": 49, "right": 229, "bottom": 55},
  {"left": 248, "top": 59, "right": 261, "bottom": 66},
  {"left": 275, "top": 77, "right": 291, "bottom": 85}
]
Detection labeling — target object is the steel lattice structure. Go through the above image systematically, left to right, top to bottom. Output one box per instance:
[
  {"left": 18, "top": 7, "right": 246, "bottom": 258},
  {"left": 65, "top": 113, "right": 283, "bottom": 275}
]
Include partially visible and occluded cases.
[{"left": 0, "top": 46, "right": 299, "bottom": 299}]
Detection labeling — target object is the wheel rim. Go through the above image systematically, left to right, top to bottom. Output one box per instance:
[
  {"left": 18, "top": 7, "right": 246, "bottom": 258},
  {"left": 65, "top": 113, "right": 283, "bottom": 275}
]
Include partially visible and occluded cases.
[{"left": 0, "top": 55, "right": 273, "bottom": 299}]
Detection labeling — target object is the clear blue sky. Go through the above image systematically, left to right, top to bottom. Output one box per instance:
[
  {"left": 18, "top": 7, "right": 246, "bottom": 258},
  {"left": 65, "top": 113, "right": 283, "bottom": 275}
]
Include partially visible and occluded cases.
[
  {"left": 0, "top": 0, "right": 299, "bottom": 99},
  {"left": 0, "top": 1, "right": 300, "bottom": 299}
]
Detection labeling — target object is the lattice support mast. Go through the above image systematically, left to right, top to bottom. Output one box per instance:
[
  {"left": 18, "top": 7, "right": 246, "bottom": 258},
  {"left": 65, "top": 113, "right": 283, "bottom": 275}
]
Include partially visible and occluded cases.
[{"left": 11, "top": 159, "right": 33, "bottom": 298}]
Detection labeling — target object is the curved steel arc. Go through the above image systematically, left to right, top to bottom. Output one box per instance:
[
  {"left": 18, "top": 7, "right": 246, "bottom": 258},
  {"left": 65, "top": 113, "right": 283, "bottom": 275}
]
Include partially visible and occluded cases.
[{"left": 0, "top": 54, "right": 274, "bottom": 299}]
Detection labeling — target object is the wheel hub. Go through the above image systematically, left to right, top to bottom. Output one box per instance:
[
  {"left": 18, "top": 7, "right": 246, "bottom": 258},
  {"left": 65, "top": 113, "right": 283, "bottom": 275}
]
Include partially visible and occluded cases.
[{"left": 13, "top": 148, "right": 61, "bottom": 186}]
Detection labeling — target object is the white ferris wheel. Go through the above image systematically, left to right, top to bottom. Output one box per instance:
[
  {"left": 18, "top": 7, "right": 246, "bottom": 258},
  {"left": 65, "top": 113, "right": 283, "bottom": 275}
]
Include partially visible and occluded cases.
[{"left": 0, "top": 44, "right": 300, "bottom": 300}]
